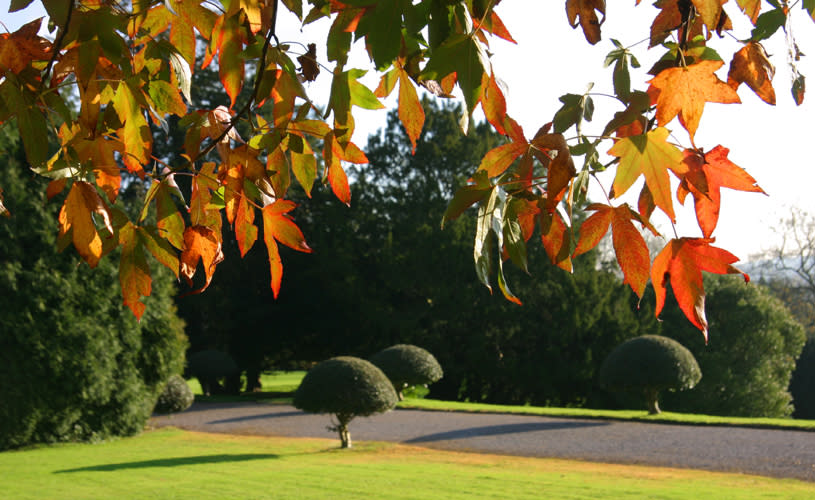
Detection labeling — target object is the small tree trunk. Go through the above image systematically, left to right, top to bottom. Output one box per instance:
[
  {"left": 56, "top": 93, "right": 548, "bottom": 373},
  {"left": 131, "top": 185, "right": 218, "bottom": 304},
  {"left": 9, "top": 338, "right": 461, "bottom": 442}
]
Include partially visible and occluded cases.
[
  {"left": 646, "top": 388, "right": 661, "bottom": 415},
  {"left": 397, "top": 390, "right": 404, "bottom": 401},
  {"left": 337, "top": 414, "right": 352, "bottom": 448}
]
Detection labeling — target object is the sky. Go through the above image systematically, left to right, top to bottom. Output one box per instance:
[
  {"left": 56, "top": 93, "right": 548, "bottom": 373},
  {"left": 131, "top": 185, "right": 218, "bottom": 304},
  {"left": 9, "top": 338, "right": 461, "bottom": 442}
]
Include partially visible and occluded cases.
[{"left": 2, "top": 1, "right": 814, "bottom": 262}]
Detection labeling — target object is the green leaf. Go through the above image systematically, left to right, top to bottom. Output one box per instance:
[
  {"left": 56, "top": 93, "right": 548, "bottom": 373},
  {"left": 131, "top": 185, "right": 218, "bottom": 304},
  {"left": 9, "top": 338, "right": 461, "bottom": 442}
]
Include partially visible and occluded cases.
[
  {"left": 9, "top": 0, "right": 35, "bottom": 12},
  {"left": 282, "top": 0, "right": 303, "bottom": 20},
  {"left": 363, "top": 1, "right": 405, "bottom": 70},
  {"left": 751, "top": 8, "right": 786, "bottom": 42},
  {"left": 422, "top": 32, "right": 489, "bottom": 115},
  {"left": 169, "top": 52, "right": 192, "bottom": 104},
  {"left": 1, "top": 74, "right": 48, "bottom": 169},
  {"left": 552, "top": 94, "right": 583, "bottom": 133},
  {"left": 441, "top": 171, "right": 491, "bottom": 228},
  {"left": 138, "top": 225, "right": 180, "bottom": 278}
]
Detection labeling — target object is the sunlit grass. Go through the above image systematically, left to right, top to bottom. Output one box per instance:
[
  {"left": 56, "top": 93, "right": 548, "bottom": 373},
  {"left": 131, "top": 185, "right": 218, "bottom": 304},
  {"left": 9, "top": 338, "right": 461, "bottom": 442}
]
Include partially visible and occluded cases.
[{"left": 1, "top": 428, "right": 812, "bottom": 499}]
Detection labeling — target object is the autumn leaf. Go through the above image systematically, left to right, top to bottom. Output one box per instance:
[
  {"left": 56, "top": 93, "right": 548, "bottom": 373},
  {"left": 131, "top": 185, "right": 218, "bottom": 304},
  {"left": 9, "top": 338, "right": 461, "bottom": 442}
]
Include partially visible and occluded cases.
[
  {"left": 566, "top": 0, "right": 606, "bottom": 45},
  {"left": 690, "top": 0, "right": 725, "bottom": 31},
  {"left": 736, "top": 0, "right": 762, "bottom": 24},
  {"left": 217, "top": 14, "right": 245, "bottom": 107},
  {"left": 0, "top": 17, "right": 51, "bottom": 74},
  {"left": 728, "top": 42, "right": 776, "bottom": 105},
  {"left": 297, "top": 43, "right": 320, "bottom": 82},
  {"left": 647, "top": 60, "right": 741, "bottom": 142},
  {"left": 112, "top": 81, "right": 152, "bottom": 177},
  {"left": 608, "top": 127, "right": 685, "bottom": 222},
  {"left": 531, "top": 132, "right": 576, "bottom": 209},
  {"left": 73, "top": 136, "right": 123, "bottom": 203},
  {"left": 478, "top": 141, "right": 528, "bottom": 177},
  {"left": 677, "top": 145, "right": 766, "bottom": 238},
  {"left": 58, "top": 181, "right": 114, "bottom": 269},
  {"left": 262, "top": 200, "right": 312, "bottom": 298},
  {"left": 573, "top": 203, "right": 655, "bottom": 297},
  {"left": 539, "top": 208, "right": 572, "bottom": 272},
  {"left": 119, "top": 222, "right": 152, "bottom": 320},
  {"left": 179, "top": 225, "right": 225, "bottom": 295},
  {"left": 651, "top": 238, "right": 749, "bottom": 340}
]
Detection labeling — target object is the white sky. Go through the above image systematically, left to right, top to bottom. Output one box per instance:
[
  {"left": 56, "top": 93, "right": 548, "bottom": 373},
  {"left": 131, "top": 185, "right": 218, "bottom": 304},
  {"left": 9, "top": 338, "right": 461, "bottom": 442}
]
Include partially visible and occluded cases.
[{"left": 3, "top": 1, "right": 814, "bottom": 261}]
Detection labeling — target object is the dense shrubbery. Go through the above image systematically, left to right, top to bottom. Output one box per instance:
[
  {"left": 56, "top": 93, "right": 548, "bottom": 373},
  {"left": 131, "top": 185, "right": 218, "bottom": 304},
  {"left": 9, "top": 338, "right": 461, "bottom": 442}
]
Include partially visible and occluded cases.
[
  {"left": 0, "top": 129, "right": 187, "bottom": 450},
  {"left": 659, "top": 276, "right": 806, "bottom": 418},
  {"left": 599, "top": 335, "right": 701, "bottom": 414},
  {"left": 790, "top": 336, "right": 815, "bottom": 419},
  {"left": 369, "top": 345, "right": 443, "bottom": 400},
  {"left": 186, "top": 350, "right": 239, "bottom": 396},
  {"left": 293, "top": 357, "right": 397, "bottom": 448},
  {"left": 154, "top": 375, "right": 194, "bottom": 414}
]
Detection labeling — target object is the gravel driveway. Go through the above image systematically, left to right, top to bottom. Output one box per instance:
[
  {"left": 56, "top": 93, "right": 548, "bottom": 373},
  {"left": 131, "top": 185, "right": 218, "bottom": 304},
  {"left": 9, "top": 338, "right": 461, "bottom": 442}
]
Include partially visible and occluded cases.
[{"left": 149, "top": 402, "right": 815, "bottom": 482}]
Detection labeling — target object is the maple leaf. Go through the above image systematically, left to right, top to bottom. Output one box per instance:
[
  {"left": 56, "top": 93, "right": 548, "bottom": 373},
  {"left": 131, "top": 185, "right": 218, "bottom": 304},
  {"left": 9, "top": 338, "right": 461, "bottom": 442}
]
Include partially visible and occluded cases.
[
  {"left": 566, "top": 0, "right": 606, "bottom": 45},
  {"left": 690, "top": 0, "right": 725, "bottom": 31},
  {"left": 736, "top": 0, "right": 762, "bottom": 24},
  {"left": 0, "top": 17, "right": 51, "bottom": 74},
  {"left": 728, "top": 42, "right": 776, "bottom": 105},
  {"left": 297, "top": 43, "right": 321, "bottom": 82},
  {"left": 647, "top": 60, "right": 741, "bottom": 143},
  {"left": 112, "top": 81, "right": 152, "bottom": 177},
  {"left": 608, "top": 127, "right": 685, "bottom": 222},
  {"left": 531, "top": 132, "right": 576, "bottom": 209},
  {"left": 677, "top": 146, "right": 766, "bottom": 238},
  {"left": 58, "top": 182, "right": 115, "bottom": 269},
  {"left": 262, "top": 200, "right": 312, "bottom": 298},
  {"left": 573, "top": 203, "right": 656, "bottom": 297},
  {"left": 539, "top": 208, "right": 572, "bottom": 272},
  {"left": 119, "top": 222, "right": 152, "bottom": 320},
  {"left": 179, "top": 225, "right": 224, "bottom": 296},
  {"left": 652, "top": 238, "right": 749, "bottom": 340}
]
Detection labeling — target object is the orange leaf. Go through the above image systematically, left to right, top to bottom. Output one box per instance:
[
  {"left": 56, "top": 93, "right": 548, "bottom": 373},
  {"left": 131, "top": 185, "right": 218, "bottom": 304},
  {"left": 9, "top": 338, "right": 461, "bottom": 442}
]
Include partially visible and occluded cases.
[
  {"left": 566, "top": 0, "right": 605, "bottom": 45},
  {"left": 736, "top": 0, "right": 762, "bottom": 24},
  {"left": 217, "top": 15, "right": 245, "bottom": 107},
  {"left": 0, "top": 18, "right": 51, "bottom": 74},
  {"left": 728, "top": 42, "right": 776, "bottom": 105},
  {"left": 647, "top": 60, "right": 741, "bottom": 142},
  {"left": 398, "top": 68, "right": 425, "bottom": 153},
  {"left": 482, "top": 71, "right": 508, "bottom": 136},
  {"left": 112, "top": 81, "right": 152, "bottom": 177},
  {"left": 608, "top": 127, "right": 684, "bottom": 222},
  {"left": 531, "top": 132, "right": 576, "bottom": 210},
  {"left": 73, "top": 136, "right": 123, "bottom": 203},
  {"left": 478, "top": 141, "right": 528, "bottom": 177},
  {"left": 677, "top": 146, "right": 766, "bottom": 238},
  {"left": 58, "top": 181, "right": 114, "bottom": 268},
  {"left": 235, "top": 195, "right": 258, "bottom": 257},
  {"left": 261, "top": 200, "right": 312, "bottom": 298},
  {"left": 574, "top": 204, "right": 651, "bottom": 297},
  {"left": 539, "top": 209, "right": 572, "bottom": 272},
  {"left": 119, "top": 222, "right": 152, "bottom": 320},
  {"left": 179, "top": 225, "right": 224, "bottom": 295},
  {"left": 651, "top": 238, "right": 749, "bottom": 340}
]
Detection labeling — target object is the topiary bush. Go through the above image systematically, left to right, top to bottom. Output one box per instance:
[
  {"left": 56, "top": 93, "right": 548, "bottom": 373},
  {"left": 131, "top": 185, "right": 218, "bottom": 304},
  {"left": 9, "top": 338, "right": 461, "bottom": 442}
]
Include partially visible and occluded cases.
[
  {"left": 599, "top": 335, "right": 701, "bottom": 414},
  {"left": 369, "top": 344, "right": 443, "bottom": 400},
  {"left": 186, "top": 350, "right": 239, "bottom": 396},
  {"left": 293, "top": 356, "right": 397, "bottom": 448},
  {"left": 154, "top": 375, "right": 194, "bottom": 414}
]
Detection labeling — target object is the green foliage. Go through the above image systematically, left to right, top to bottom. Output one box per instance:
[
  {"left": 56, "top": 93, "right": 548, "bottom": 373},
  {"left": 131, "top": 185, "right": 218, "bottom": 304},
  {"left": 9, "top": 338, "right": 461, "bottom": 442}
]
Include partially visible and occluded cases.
[
  {"left": 0, "top": 127, "right": 187, "bottom": 450},
  {"left": 660, "top": 276, "right": 806, "bottom": 418},
  {"left": 599, "top": 335, "right": 701, "bottom": 414},
  {"left": 790, "top": 336, "right": 815, "bottom": 418},
  {"left": 369, "top": 344, "right": 443, "bottom": 399},
  {"left": 186, "top": 349, "right": 239, "bottom": 396},
  {"left": 294, "top": 356, "right": 397, "bottom": 448},
  {"left": 154, "top": 375, "right": 194, "bottom": 414}
]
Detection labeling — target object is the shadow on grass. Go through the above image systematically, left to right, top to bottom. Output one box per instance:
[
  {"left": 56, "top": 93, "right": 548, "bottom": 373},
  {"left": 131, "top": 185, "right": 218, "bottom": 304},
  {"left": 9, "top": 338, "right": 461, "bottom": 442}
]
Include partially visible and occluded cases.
[
  {"left": 405, "top": 421, "right": 610, "bottom": 443},
  {"left": 55, "top": 453, "right": 280, "bottom": 473}
]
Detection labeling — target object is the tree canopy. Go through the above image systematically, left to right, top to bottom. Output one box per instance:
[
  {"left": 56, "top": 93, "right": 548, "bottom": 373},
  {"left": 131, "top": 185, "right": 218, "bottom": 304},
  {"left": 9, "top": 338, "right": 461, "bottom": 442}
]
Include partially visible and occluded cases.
[{"left": 0, "top": 1, "right": 809, "bottom": 338}]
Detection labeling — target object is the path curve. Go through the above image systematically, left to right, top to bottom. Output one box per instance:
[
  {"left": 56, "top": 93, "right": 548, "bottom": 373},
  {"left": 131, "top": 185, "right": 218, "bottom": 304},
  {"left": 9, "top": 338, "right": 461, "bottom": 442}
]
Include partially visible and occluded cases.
[{"left": 149, "top": 402, "right": 815, "bottom": 482}]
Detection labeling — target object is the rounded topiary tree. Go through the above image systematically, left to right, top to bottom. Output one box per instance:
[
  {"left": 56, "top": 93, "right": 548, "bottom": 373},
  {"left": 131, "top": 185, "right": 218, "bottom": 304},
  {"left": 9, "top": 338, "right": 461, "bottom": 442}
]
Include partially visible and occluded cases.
[
  {"left": 599, "top": 335, "right": 701, "bottom": 414},
  {"left": 369, "top": 344, "right": 443, "bottom": 400},
  {"left": 186, "top": 350, "right": 239, "bottom": 396},
  {"left": 293, "top": 356, "right": 397, "bottom": 448},
  {"left": 154, "top": 375, "right": 194, "bottom": 414}
]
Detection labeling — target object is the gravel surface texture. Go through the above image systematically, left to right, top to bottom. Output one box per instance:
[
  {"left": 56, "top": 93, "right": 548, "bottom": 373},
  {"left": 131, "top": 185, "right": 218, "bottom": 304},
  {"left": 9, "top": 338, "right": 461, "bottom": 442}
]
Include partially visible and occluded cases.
[{"left": 150, "top": 402, "right": 815, "bottom": 482}]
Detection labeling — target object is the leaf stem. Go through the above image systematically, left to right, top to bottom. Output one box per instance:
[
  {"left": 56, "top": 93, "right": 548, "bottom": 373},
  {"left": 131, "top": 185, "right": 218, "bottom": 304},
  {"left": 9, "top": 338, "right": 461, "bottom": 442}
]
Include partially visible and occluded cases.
[{"left": 40, "top": 1, "right": 74, "bottom": 93}]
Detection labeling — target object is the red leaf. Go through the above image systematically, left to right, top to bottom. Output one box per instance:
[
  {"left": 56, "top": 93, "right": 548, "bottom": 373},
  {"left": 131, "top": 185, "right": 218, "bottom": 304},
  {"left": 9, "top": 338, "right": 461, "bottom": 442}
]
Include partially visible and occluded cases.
[
  {"left": 478, "top": 141, "right": 528, "bottom": 177},
  {"left": 677, "top": 146, "right": 766, "bottom": 238},
  {"left": 262, "top": 201, "right": 312, "bottom": 298},
  {"left": 539, "top": 209, "right": 572, "bottom": 272},
  {"left": 179, "top": 225, "right": 224, "bottom": 295},
  {"left": 651, "top": 238, "right": 749, "bottom": 340}
]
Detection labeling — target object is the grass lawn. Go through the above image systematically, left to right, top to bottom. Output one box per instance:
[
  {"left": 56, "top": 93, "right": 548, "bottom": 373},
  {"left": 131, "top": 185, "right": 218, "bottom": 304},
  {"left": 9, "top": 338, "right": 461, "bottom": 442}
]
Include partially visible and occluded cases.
[{"left": 1, "top": 428, "right": 813, "bottom": 500}]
